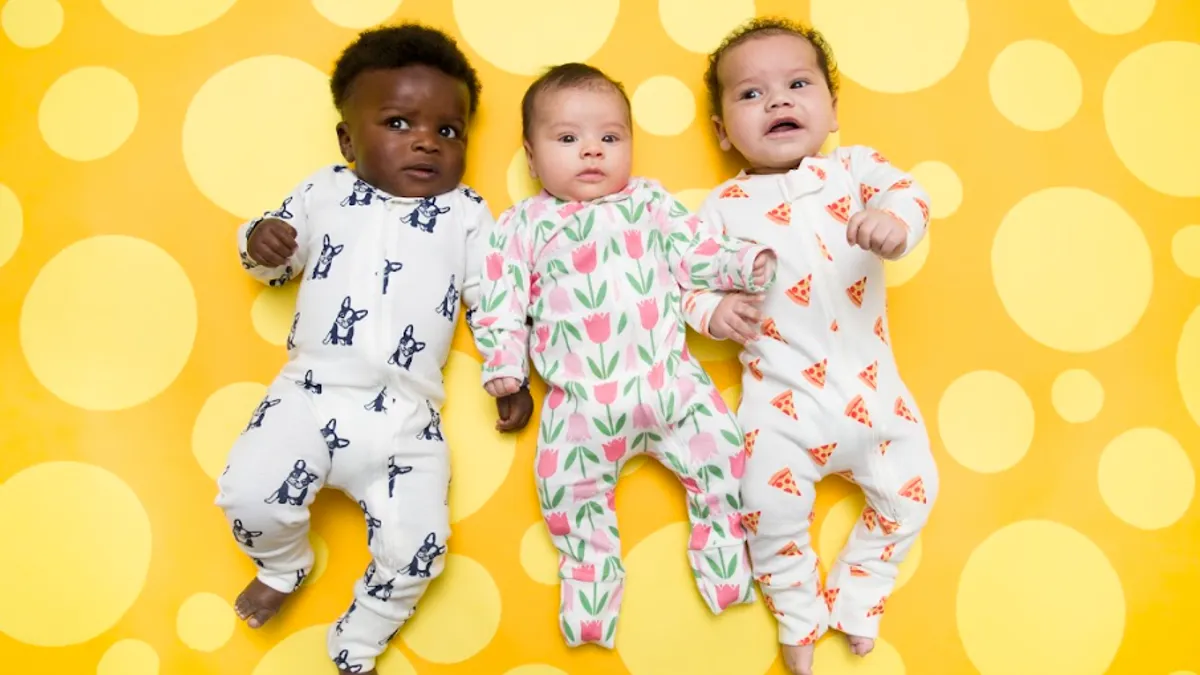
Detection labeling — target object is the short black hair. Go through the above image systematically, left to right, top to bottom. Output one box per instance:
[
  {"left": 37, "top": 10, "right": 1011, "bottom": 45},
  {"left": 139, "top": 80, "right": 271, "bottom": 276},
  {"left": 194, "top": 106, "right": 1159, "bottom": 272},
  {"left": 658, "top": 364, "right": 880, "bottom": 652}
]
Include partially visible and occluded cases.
[
  {"left": 704, "top": 17, "right": 840, "bottom": 116},
  {"left": 330, "top": 23, "right": 482, "bottom": 115},
  {"left": 521, "top": 62, "right": 630, "bottom": 139}
]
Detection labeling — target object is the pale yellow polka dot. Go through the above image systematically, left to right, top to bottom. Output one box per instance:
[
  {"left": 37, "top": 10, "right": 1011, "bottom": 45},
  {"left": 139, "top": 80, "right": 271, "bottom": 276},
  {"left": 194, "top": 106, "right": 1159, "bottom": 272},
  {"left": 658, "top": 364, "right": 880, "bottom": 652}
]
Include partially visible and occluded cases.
[
  {"left": 1, "top": 0, "right": 63, "bottom": 48},
  {"left": 101, "top": 0, "right": 237, "bottom": 35},
  {"left": 312, "top": 0, "right": 401, "bottom": 29},
  {"left": 452, "top": 0, "right": 619, "bottom": 75},
  {"left": 658, "top": 0, "right": 756, "bottom": 54},
  {"left": 810, "top": 0, "right": 969, "bottom": 94},
  {"left": 1069, "top": 0, "right": 1155, "bottom": 34},
  {"left": 989, "top": 40, "right": 1082, "bottom": 132},
  {"left": 1105, "top": 42, "right": 1200, "bottom": 197},
  {"left": 183, "top": 55, "right": 342, "bottom": 219},
  {"left": 39, "top": 66, "right": 138, "bottom": 161},
  {"left": 632, "top": 76, "right": 695, "bottom": 136},
  {"left": 820, "top": 130, "right": 841, "bottom": 156},
  {"left": 506, "top": 147, "right": 541, "bottom": 206},
  {"left": 909, "top": 161, "right": 962, "bottom": 219},
  {"left": 0, "top": 183, "right": 22, "bottom": 268},
  {"left": 992, "top": 187, "right": 1152, "bottom": 352},
  {"left": 673, "top": 188, "right": 710, "bottom": 212},
  {"left": 1172, "top": 226, "right": 1200, "bottom": 277},
  {"left": 884, "top": 233, "right": 930, "bottom": 288},
  {"left": 20, "top": 235, "right": 197, "bottom": 411},
  {"left": 251, "top": 282, "right": 300, "bottom": 346},
  {"left": 1179, "top": 305, "right": 1200, "bottom": 427},
  {"left": 443, "top": 351, "right": 516, "bottom": 523},
  {"left": 1051, "top": 369, "right": 1104, "bottom": 423},
  {"left": 938, "top": 371, "right": 1035, "bottom": 474},
  {"left": 192, "top": 382, "right": 266, "bottom": 479},
  {"left": 719, "top": 385, "right": 740, "bottom": 414},
  {"left": 1099, "top": 428, "right": 1194, "bottom": 530},
  {"left": 622, "top": 454, "right": 649, "bottom": 476},
  {"left": 0, "top": 462, "right": 151, "bottom": 646},
  {"left": 818, "top": 493, "right": 921, "bottom": 592},
  {"left": 957, "top": 520, "right": 1125, "bottom": 675},
  {"left": 520, "top": 521, "right": 559, "bottom": 585},
  {"left": 617, "top": 522, "right": 777, "bottom": 675},
  {"left": 308, "top": 532, "right": 329, "bottom": 584},
  {"left": 402, "top": 554, "right": 501, "bottom": 663},
  {"left": 176, "top": 592, "right": 234, "bottom": 652},
  {"left": 253, "top": 625, "right": 417, "bottom": 675},
  {"left": 813, "top": 635, "right": 906, "bottom": 673},
  {"left": 97, "top": 639, "right": 159, "bottom": 675},
  {"left": 504, "top": 666, "right": 568, "bottom": 675},
  {"left": 1169, "top": 671, "right": 1198, "bottom": 675}
]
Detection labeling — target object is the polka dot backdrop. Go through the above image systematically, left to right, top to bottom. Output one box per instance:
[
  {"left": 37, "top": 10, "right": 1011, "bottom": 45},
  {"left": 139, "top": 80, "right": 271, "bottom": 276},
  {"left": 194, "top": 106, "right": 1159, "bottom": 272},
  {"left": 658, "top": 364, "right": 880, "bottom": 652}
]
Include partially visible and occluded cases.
[{"left": 0, "top": 0, "right": 1197, "bottom": 673}]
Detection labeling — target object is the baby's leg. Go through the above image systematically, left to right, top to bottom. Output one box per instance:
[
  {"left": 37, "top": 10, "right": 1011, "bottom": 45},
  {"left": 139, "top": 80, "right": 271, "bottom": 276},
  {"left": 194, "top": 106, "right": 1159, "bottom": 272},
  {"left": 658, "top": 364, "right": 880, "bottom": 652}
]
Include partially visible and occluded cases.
[
  {"left": 215, "top": 380, "right": 330, "bottom": 628},
  {"left": 328, "top": 414, "right": 451, "bottom": 673},
  {"left": 826, "top": 425, "right": 939, "bottom": 653},
  {"left": 537, "top": 435, "right": 624, "bottom": 648}
]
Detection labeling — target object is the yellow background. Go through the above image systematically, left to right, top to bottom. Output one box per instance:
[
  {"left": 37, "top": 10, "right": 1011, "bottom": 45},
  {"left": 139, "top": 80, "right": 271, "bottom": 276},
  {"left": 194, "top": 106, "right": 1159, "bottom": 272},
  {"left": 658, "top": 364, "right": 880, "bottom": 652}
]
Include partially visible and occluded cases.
[{"left": 1, "top": 0, "right": 1199, "bottom": 673}]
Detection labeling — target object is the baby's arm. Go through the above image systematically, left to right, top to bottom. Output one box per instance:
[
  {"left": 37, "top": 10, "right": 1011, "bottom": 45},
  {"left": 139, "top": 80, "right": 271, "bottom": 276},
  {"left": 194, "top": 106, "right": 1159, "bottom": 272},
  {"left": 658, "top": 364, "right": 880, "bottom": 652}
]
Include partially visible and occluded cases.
[
  {"left": 840, "top": 146, "right": 933, "bottom": 258},
  {"left": 236, "top": 177, "right": 314, "bottom": 285},
  {"left": 468, "top": 204, "right": 532, "bottom": 391}
]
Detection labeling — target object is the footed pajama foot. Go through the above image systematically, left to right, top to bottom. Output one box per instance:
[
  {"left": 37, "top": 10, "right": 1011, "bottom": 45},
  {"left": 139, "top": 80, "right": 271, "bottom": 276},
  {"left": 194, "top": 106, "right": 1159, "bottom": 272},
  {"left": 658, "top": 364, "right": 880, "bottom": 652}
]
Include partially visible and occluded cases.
[
  {"left": 234, "top": 578, "right": 290, "bottom": 628},
  {"left": 848, "top": 635, "right": 875, "bottom": 657},
  {"left": 782, "top": 643, "right": 814, "bottom": 675}
]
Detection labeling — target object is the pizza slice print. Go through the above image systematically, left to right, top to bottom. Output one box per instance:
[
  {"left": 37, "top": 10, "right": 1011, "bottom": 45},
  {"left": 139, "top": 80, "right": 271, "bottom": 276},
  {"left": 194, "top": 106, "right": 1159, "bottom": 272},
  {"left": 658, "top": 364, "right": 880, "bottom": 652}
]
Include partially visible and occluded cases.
[
  {"left": 871, "top": 151, "right": 889, "bottom": 164},
  {"left": 807, "top": 164, "right": 826, "bottom": 180},
  {"left": 888, "top": 177, "right": 912, "bottom": 191},
  {"left": 720, "top": 184, "right": 749, "bottom": 199},
  {"left": 860, "top": 184, "right": 879, "bottom": 205},
  {"left": 825, "top": 195, "right": 852, "bottom": 224},
  {"left": 915, "top": 197, "right": 930, "bottom": 224},
  {"left": 766, "top": 202, "right": 791, "bottom": 225},
  {"left": 814, "top": 233, "right": 833, "bottom": 261},
  {"left": 786, "top": 274, "right": 812, "bottom": 307},
  {"left": 846, "top": 277, "right": 867, "bottom": 308},
  {"left": 874, "top": 316, "right": 889, "bottom": 344},
  {"left": 761, "top": 317, "right": 787, "bottom": 343},
  {"left": 830, "top": 319, "right": 839, "bottom": 332},
  {"left": 748, "top": 358, "right": 764, "bottom": 381},
  {"left": 802, "top": 359, "right": 828, "bottom": 389},
  {"left": 858, "top": 361, "right": 879, "bottom": 390},
  {"left": 844, "top": 394, "right": 873, "bottom": 428},
  {"left": 894, "top": 396, "right": 919, "bottom": 423},
  {"left": 744, "top": 429, "right": 759, "bottom": 456},
  {"left": 878, "top": 440, "right": 891, "bottom": 455},
  {"left": 806, "top": 442, "right": 837, "bottom": 466},
  {"left": 768, "top": 467, "right": 802, "bottom": 496},
  {"left": 832, "top": 469, "right": 855, "bottom": 483},
  {"left": 898, "top": 476, "right": 927, "bottom": 504},
  {"left": 862, "top": 506, "right": 879, "bottom": 532},
  {"left": 741, "top": 510, "right": 761, "bottom": 535},
  {"left": 778, "top": 541, "right": 804, "bottom": 557},
  {"left": 880, "top": 543, "right": 896, "bottom": 561},
  {"left": 849, "top": 565, "right": 869, "bottom": 578},
  {"left": 821, "top": 587, "right": 840, "bottom": 612},
  {"left": 867, "top": 596, "right": 888, "bottom": 618},
  {"left": 796, "top": 627, "right": 819, "bottom": 647}
]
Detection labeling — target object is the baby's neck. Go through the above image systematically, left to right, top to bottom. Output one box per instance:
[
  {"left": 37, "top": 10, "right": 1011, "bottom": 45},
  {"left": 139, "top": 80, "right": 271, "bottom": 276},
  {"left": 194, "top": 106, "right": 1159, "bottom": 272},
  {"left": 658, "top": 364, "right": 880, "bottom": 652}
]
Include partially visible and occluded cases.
[{"left": 745, "top": 155, "right": 816, "bottom": 176}]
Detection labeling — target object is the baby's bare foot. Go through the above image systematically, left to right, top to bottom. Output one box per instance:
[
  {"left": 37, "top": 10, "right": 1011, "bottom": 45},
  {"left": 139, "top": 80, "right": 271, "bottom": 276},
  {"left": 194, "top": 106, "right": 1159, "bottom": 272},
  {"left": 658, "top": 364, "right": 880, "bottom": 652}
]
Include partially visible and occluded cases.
[
  {"left": 234, "top": 578, "right": 289, "bottom": 629},
  {"left": 848, "top": 635, "right": 875, "bottom": 657},
  {"left": 782, "top": 643, "right": 814, "bottom": 675}
]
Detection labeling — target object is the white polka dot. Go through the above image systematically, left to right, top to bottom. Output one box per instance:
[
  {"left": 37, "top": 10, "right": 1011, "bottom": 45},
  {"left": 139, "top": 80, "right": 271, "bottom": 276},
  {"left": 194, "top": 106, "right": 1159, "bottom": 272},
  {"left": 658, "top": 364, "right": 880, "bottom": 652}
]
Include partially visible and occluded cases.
[
  {"left": 1, "top": 0, "right": 63, "bottom": 48},
  {"left": 101, "top": 0, "right": 237, "bottom": 35},
  {"left": 311, "top": 0, "right": 401, "bottom": 28},
  {"left": 452, "top": 0, "right": 619, "bottom": 75},
  {"left": 658, "top": 0, "right": 756, "bottom": 54},
  {"left": 811, "top": 0, "right": 969, "bottom": 93},
  {"left": 1069, "top": 0, "right": 1155, "bottom": 34},
  {"left": 990, "top": 40, "right": 1082, "bottom": 131},
  {"left": 1105, "top": 42, "right": 1200, "bottom": 197},
  {"left": 183, "top": 55, "right": 342, "bottom": 219},
  {"left": 39, "top": 66, "right": 138, "bottom": 161},
  {"left": 631, "top": 75, "right": 696, "bottom": 136},
  {"left": 506, "top": 147, "right": 540, "bottom": 206},
  {"left": 909, "top": 161, "right": 962, "bottom": 219},
  {"left": 0, "top": 183, "right": 22, "bottom": 268},
  {"left": 992, "top": 187, "right": 1152, "bottom": 352},
  {"left": 1172, "top": 225, "right": 1200, "bottom": 277},
  {"left": 20, "top": 236, "right": 197, "bottom": 411},
  {"left": 251, "top": 282, "right": 299, "bottom": 346},
  {"left": 1179, "top": 305, "right": 1200, "bottom": 428},
  {"left": 443, "top": 351, "right": 517, "bottom": 523},
  {"left": 1050, "top": 369, "right": 1104, "bottom": 423},
  {"left": 938, "top": 371, "right": 1035, "bottom": 474},
  {"left": 192, "top": 382, "right": 266, "bottom": 479},
  {"left": 1099, "top": 428, "right": 1194, "bottom": 530},
  {"left": 0, "top": 462, "right": 151, "bottom": 646},
  {"left": 818, "top": 493, "right": 921, "bottom": 592},
  {"left": 957, "top": 520, "right": 1125, "bottom": 675},
  {"left": 519, "top": 521, "right": 559, "bottom": 585},
  {"left": 617, "top": 522, "right": 777, "bottom": 674},
  {"left": 402, "top": 554, "right": 501, "bottom": 663},
  {"left": 176, "top": 592, "right": 234, "bottom": 652},
  {"left": 253, "top": 625, "right": 417, "bottom": 675},
  {"left": 813, "top": 636, "right": 906, "bottom": 673},
  {"left": 98, "top": 639, "right": 159, "bottom": 675}
]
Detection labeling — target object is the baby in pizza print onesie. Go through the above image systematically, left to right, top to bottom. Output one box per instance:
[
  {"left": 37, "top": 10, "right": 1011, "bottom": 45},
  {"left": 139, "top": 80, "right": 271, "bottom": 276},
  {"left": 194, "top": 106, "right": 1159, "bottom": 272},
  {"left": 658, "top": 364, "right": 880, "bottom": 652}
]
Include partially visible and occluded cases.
[
  {"left": 683, "top": 18, "right": 940, "bottom": 675},
  {"left": 470, "top": 63, "right": 777, "bottom": 648}
]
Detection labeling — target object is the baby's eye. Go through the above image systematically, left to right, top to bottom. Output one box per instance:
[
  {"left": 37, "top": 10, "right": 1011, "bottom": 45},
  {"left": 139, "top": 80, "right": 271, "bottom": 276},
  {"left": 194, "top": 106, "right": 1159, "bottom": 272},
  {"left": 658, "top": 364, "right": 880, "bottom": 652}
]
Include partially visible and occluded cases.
[
  {"left": 791, "top": 80, "right": 810, "bottom": 89},
  {"left": 739, "top": 89, "right": 760, "bottom": 100},
  {"left": 386, "top": 118, "right": 410, "bottom": 130},
  {"left": 439, "top": 126, "right": 460, "bottom": 139},
  {"left": 558, "top": 134, "right": 577, "bottom": 143},
  {"left": 602, "top": 134, "right": 619, "bottom": 143}
]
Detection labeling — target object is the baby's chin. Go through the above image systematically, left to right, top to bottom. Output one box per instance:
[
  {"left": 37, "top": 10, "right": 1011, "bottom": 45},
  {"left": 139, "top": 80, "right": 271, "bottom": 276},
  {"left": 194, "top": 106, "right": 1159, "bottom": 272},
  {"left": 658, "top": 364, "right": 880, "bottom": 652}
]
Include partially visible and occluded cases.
[{"left": 545, "top": 175, "right": 631, "bottom": 203}]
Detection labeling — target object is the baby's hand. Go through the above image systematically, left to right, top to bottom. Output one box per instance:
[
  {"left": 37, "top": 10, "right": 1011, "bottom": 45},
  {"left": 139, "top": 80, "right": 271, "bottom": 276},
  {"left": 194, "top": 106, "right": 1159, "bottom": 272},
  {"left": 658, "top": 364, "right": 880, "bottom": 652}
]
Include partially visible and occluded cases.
[
  {"left": 846, "top": 209, "right": 907, "bottom": 260},
  {"left": 247, "top": 218, "right": 298, "bottom": 267},
  {"left": 751, "top": 250, "right": 776, "bottom": 287},
  {"left": 709, "top": 293, "right": 764, "bottom": 345},
  {"left": 484, "top": 377, "right": 522, "bottom": 398},
  {"left": 495, "top": 387, "right": 534, "bottom": 432}
]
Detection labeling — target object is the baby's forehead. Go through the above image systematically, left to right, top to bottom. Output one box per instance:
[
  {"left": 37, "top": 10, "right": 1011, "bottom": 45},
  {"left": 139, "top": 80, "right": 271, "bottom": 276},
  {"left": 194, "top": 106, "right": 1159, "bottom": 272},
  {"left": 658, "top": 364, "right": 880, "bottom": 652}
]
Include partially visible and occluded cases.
[
  {"left": 721, "top": 33, "right": 820, "bottom": 76},
  {"left": 347, "top": 66, "right": 470, "bottom": 110},
  {"left": 535, "top": 83, "right": 629, "bottom": 124}
]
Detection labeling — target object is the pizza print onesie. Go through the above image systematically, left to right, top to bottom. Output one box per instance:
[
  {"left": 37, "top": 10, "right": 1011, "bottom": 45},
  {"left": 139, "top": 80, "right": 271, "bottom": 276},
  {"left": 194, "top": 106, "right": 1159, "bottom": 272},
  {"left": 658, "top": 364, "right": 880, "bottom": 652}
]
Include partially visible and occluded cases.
[
  {"left": 683, "top": 145, "right": 940, "bottom": 646},
  {"left": 215, "top": 165, "right": 493, "bottom": 673},
  {"left": 471, "top": 178, "right": 775, "bottom": 648}
]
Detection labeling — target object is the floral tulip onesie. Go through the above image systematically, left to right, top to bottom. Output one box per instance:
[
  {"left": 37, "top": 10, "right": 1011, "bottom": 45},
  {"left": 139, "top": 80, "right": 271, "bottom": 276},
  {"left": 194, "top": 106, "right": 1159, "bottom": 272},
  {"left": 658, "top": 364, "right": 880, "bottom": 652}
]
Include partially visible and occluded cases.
[{"left": 471, "top": 178, "right": 776, "bottom": 648}]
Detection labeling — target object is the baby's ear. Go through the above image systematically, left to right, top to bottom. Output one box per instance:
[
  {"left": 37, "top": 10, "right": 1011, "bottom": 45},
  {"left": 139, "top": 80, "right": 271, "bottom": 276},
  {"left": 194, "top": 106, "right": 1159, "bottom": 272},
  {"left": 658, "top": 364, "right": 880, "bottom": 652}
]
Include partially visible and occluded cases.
[
  {"left": 831, "top": 96, "right": 840, "bottom": 133},
  {"left": 711, "top": 115, "right": 732, "bottom": 152},
  {"left": 336, "top": 121, "right": 355, "bottom": 163},
  {"left": 522, "top": 140, "right": 537, "bottom": 180}
]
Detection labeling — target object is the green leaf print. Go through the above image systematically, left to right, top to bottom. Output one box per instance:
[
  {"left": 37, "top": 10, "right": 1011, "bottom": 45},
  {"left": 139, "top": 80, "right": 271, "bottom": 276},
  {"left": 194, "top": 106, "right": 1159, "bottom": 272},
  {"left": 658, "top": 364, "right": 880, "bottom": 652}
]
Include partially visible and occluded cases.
[
  {"left": 669, "top": 199, "right": 688, "bottom": 218},
  {"left": 632, "top": 200, "right": 646, "bottom": 223},
  {"left": 616, "top": 202, "right": 633, "bottom": 222},
  {"left": 583, "top": 210, "right": 596, "bottom": 237},
  {"left": 563, "top": 226, "right": 580, "bottom": 242},
  {"left": 610, "top": 238, "right": 621, "bottom": 257},
  {"left": 552, "top": 258, "right": 568, "bottom": 275},
  {"left": 691, "top": 262, "right": 710, "bottom": 277},
  {"left": 642, "top": 269, "right": 653, "bottom": 292},
  {"left": 625, "top": 271, "right": 645, "bottom": 295},
  {"left": 595, "top": 282, "right": 608, "bottom": 306},
  {"left": 574, "top": 288, "right": 593, "bottom": 309},
  {"left": 617, "top": 313, "right": 628, "bottom": 334},
  {"left": 564, "top": 321, "right": 582, "bottom": 342},
  {"left": 477, "top": 336, "right": 495, "bottom": 349},
  {"left": 638, "top": 345, "right": 653, "bottom": 366},
  {"left": 605, "top": 353, "right": 618, "bottom": 378},
  {"left": 587, "top": 357, "right": 604, "bottom": 380},
  {"left": 544, "top": 361, "right": 560, "bottom": 380},
  {"left": 623, "top": 379, "right": 637, "bottom": 396},
  {"left": 568, "top": 381, "right": 588, "bottom": 401},
  {"left": 666, "top": 393, "right": 676, "bottom": 421},
  {"left": 695, "top": 404, "right": 712, "bottom": 417},
  {"left": 613, "top": 413, "right": 627, "bottom": 434},
  {"left": 593, "top": 418, "right": 611, "bottom": 437},
  {"left": 550, "top": 420, "right": 564, "bottom": 442},
  {"left": 721, "top": 430, "right": 741, "bottom": 446},
  {"left": 633, "top": 431, "right": 647, "bottom": 448},
  {"left": 649, "top": 433, "right": 663, "bottom": 442},
  {"left": 565, "top": 448, "right": 580, "bottom": 470},
  {"left": 582, "top": 448, "right": 600, "bottom": 464},
  {"left": 666, "top": 452, "right": 685, "bottom": 475},
  {"left": 708, "top": 466, "right": 724, "bottom": 480},
  {"left": 603, "top": 473, "right": 615, "bottom": 485},
  {"left": 552, "top": 486, "right": 565, "bottom": 508},
  {"left": 725, "top": 494, "right": 740, "bottom": 510},
  {"left": 589, "top": 502, "right": 604, "bottom": 515},
  {"left": 700, "top": 504, "right": 710, "bottom": 520},
  {"left": 575, "top": 505, "right": 589, "bottom": 528},
  {"left": 712, "top": 521, "right": 726, "bottom": 539},
  {"left": 609, "top": 526, "right": 620, "bottom": 540},
  {"left": 576, "top": 539, "right": 586, "bottom": 561},
  {"left": 725, "top": 554, "right": 738, "bottom": 579},
  {"left": 705, "top": 556, "right": 724, "bottom": 579},
  {"left": 580, "top": 591, "right": 594, "bottom": 615},
  {"left": 598, "top": 591, "right": 610, "bottom": 610},
  {"left": 562, "top": 618, "right": 575, "bottom": 642},
  {"left": 605, "top": 618, "right": 617, "bottom": 643}
]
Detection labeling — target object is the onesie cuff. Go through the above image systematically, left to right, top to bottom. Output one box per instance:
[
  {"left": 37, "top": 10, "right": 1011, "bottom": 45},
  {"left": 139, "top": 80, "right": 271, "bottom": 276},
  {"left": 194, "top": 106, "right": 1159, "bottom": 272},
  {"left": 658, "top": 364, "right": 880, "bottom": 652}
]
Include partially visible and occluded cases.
[{"left": 738, "top": 244, "right": 777, "bottom": 293}]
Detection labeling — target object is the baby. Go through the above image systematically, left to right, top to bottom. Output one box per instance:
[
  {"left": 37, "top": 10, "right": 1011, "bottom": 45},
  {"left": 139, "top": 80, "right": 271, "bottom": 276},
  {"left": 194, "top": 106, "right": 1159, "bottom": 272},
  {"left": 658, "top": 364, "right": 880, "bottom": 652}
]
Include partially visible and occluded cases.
[
  {"left": 684, "top": 18, "right": 940, "bottom": 675},
  {"left": 215, "top": 24, "right": 532, "bottom": 675},
  {"left": 470, "top": 63, "right": 776, "bottom": 648}
]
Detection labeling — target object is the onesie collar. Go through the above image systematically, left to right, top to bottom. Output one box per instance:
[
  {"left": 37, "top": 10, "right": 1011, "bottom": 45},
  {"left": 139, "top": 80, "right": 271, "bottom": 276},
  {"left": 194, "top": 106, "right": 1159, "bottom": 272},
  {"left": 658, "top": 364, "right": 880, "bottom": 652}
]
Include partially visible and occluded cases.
[
  {"left": 738, "top": 154, "right": 830, "bottom": 202},
  {"left": 334, "top": 164, "right": 463, "bottom": 205}
]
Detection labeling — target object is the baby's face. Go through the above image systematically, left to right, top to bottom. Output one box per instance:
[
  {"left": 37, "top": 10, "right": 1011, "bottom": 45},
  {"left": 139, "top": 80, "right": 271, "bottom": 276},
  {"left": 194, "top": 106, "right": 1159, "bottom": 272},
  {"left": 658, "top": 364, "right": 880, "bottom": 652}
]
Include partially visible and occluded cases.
[
  {"left": 713, "top": 32, "right": 838, "bottom": 173},
  {"left": 336, "top": 65, "right": 470, "bottom": 197},
  {"left": 525, "top": 85, "right": 633, "bottom": 202}
]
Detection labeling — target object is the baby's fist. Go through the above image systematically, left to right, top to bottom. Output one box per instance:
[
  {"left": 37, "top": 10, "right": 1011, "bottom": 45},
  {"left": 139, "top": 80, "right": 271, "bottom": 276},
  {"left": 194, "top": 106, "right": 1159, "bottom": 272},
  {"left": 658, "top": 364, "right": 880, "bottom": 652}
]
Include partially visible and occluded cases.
[
  {"left": 846, "top": 209, "right": 907, "bottom": 260},
  {"left": 247, "top": 218, "right": 298, "bottom": 267},
  {"left": 751, "top": 250, "right": 776, "bottom": 287},
  {"left": 484, "top": 377, "right": 522, "bottom": 398}
]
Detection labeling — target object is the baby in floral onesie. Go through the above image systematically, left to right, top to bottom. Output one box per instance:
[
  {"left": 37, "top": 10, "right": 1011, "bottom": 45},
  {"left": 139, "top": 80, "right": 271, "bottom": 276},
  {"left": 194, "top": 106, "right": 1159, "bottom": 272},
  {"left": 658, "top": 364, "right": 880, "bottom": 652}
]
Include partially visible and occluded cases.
[
  {"left": 684, "top": 18, "right": 940, "bottom": 675},
  {"left": 470, "top": 62, "right": 777, "bottom": 648}
]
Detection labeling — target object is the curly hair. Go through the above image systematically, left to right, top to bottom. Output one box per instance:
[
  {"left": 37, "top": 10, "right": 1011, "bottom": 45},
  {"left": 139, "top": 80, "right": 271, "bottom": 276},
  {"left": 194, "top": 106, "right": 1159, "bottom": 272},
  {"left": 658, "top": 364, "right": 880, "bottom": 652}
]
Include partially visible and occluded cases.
[
  {"left": 703, "top": 17, "right": 840, "bottom": 116},
  {"left": 330, "top": 23, "right": 482, "bottom": 115},
  {"left": 521, "top": 62, "right": 630, "bottom": 139}
]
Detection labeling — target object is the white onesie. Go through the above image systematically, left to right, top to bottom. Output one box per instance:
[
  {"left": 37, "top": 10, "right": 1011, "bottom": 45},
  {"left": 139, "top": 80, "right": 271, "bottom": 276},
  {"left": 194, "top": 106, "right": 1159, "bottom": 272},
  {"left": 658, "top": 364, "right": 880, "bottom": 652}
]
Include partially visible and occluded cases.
[
  {"left": 684, "top": 145, "right": 940, "bottom": 645},
  {"left": 215, "top": 164, "right": 492, "bottom": 672}
]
